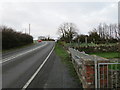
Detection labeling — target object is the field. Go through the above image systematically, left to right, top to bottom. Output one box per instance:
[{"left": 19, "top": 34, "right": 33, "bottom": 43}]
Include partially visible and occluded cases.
[
  {"left": 64, "top": 42, "right": 119, "bottom": 59},
  {"left": 89, "top": 52, "right": 120, "bottom": 59},
  {"left": 89, "top": 52, "right": 120, "bottom": 70}
]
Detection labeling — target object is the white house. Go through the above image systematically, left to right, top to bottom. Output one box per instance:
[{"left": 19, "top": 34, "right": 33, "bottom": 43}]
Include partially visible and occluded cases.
[{"left": 38, "top": 36, "right": 46, "bottom": 40}]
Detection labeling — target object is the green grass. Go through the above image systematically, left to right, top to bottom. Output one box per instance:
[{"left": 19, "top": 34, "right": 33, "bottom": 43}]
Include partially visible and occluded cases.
[
  {"left": 55, "top": 43, "right": 81, "bottom": 84},
  {"left": 89, "top": 52, "right": 120, "bottom": 59},
  {"left": 90, "top": 52, "right": 120, "bottom": 70},
  {"left": 108, "top": 64, "right": 120, "bottom": 70}
]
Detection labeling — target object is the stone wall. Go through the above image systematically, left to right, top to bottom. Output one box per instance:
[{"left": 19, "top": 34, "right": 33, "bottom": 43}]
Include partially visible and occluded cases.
[
  {"left": 73, "top": 45, "right": 118, "bottom": 53},
  {"left": 69, "top": 48, "right": 110, "bottom": 88}
]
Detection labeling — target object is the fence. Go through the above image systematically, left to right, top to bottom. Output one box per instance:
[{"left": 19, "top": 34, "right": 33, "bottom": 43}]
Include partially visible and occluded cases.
[
  {"left": 69, "top": 48, "right": 120, "bottom": 88},
  {"left": 98, "top": 63, "right": 120, "bottom": 89}
]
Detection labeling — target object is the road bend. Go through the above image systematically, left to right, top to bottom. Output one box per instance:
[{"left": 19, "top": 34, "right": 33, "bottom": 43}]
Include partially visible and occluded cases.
[{"left": 2, "top": 41, "right": 81, "bottom": 89}]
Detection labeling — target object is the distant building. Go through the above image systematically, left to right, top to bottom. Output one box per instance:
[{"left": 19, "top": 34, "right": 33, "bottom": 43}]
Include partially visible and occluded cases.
[{"left": 38, "top": 36, "right": 46, "bottom": 40}]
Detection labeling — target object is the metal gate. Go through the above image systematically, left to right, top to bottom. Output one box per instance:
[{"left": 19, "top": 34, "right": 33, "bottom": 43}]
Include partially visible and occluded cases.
[{"left": 98, "top": 62, "right": 120, "bottom": 89}]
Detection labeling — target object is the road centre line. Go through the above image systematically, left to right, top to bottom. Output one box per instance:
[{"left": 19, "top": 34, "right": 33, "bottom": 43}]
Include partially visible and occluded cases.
[{"left": 22, "top": 45, "right": 55, "bottom": 89}]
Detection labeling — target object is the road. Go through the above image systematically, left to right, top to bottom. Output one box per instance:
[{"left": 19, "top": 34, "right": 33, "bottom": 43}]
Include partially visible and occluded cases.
[{"left": 2, "top": 41, "right": 81, "bottom": 89}]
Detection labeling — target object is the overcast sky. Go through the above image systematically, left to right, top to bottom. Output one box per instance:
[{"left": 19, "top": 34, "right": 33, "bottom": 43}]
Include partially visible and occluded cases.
[{"left": 0, "top": 1, "right": 118, "bottom": 40}]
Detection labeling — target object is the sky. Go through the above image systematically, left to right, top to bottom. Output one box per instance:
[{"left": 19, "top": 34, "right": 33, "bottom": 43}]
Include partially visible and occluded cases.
[{"left": 0, "top": 1, "right": 118, "bottom": 40}]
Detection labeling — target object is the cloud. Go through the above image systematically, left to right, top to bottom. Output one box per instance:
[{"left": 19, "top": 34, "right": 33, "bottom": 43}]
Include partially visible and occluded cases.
[{"left": 0, "top": 2, "right": 118, "bottom": 39}]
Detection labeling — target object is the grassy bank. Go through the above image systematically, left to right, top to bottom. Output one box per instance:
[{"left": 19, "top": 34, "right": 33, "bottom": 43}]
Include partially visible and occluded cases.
[
  {"left": 55, "top": 43, "right": 81, "bottom": 84},
  {"left": 89, "top": 52, "right": 120, "bottom": 59}
]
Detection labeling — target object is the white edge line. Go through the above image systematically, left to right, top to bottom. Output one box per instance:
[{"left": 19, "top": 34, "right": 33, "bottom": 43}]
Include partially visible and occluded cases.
[
  {"left": 1, "top": 42, "right": 47, "bottom": 64},
  {"left": 22, "top": 45, "right": 55, "bottom": 89}
]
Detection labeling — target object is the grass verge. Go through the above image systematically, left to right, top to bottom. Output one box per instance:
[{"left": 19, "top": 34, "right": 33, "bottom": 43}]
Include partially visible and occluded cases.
[
  {"left": 55, "top": 43, "right": 81, "bottom": 84},
  {"left": 89, "top": 52, "right": 120, "bottom": 59}
]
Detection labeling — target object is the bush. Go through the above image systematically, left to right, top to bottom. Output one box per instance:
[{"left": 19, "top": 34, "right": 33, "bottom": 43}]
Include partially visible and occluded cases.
[{"left": 1, "top": 26, "right": 33, "bottom": 50}]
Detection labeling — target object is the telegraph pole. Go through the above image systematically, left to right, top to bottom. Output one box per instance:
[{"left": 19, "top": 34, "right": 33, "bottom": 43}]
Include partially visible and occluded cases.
[
  {"left": 29, "top": 24, "right": 30, "bottom": 35},
  {"left": 25, "top": 28, "right": 26, "bottom": 34},
  {"left": 85, "top": 37, "right": 87, "bottom": 44}
]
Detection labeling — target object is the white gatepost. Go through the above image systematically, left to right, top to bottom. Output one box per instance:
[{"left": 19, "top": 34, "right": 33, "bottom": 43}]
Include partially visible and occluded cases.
[{"left": 94, "top": 56, "right": 98, "bottom": 88}]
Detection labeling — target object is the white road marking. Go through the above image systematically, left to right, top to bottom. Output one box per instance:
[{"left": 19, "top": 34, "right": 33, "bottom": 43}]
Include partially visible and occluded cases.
[
  {"left": 1, "top": 42, "right": 47, "bottom": 64},
  {"left": 22, "top": 45, "right": 55, "bottom": 89}
]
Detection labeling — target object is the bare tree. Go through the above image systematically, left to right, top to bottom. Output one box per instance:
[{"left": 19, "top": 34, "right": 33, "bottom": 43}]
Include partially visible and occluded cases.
[
  {"left": 58, "top": 22, "right": 78, "bottom": 43},
  {"left": 97, "top": 23, "right": 119, "bottom": 40}
]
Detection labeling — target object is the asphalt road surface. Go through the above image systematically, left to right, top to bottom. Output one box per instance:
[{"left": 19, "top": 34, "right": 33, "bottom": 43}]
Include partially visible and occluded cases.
[{"left": 2, "top": 41, "right": 81, "bottom": 89}]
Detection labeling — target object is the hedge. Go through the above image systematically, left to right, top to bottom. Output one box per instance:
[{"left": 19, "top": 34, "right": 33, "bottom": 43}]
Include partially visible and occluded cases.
[{"left": 1, "top": 26, "right": 33, "bottom": 50}]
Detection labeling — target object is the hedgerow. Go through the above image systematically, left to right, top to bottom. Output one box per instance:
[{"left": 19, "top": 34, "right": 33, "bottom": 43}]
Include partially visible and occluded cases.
[{"left": 1, "top": 26, "right": 33, "bottom": 49}]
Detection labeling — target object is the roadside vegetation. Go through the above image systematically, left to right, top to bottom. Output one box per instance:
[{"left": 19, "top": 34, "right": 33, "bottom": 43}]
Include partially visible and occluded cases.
[
  {"left": 56, "top": 22, "right": 120, "bottom": 88},
  {"left": 57, "top": 22, "right": 120, "bottom": 59},
  {"left": 57, "top": 22, "right": 120, "bottom": 73},
  {"left": 58, "top": 23, "right": 119, "bottom": 44},
  {"left": 1, "top": 26, "right": 33, "bottom": 50},
  {"left": 55, "top": 42, "right": 81, "bottom": 85},
  {"left": 89, "top": 52, "right": 120, "bottom": 59}
]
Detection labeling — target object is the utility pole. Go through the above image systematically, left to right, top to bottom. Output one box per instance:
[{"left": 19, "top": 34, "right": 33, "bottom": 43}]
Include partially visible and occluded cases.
[
  {"left": 29, "top": 24, "right": 30, "bottom": 35},
  {"left": 25, "top": 28, "right": 26, "bottom": 34},
  {"left": 85, "top": 36, "right": 87, "bottom": 44},
  {"left": 78, "top": 38, "right": 79, "bottom": 47}
]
